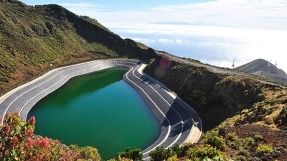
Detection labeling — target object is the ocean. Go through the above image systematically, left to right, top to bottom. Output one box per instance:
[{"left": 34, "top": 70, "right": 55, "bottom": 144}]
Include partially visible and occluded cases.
[{"left": 110, "top": 24, "right": 287, "bottom": 72}]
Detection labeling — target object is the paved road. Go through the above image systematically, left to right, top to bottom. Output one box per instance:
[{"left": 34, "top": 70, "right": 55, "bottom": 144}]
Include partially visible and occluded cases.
[
  {"left": 0, "top": 59, "right": 202, "bottom": 160},
  {"left": 114, "top": 61, "right": 202, "bottom": 160}
]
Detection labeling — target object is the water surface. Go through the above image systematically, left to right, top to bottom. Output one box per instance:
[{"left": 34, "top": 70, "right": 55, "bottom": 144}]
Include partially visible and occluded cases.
[{"left": 28, "top": 68, "right": 160, "bottom": 160}]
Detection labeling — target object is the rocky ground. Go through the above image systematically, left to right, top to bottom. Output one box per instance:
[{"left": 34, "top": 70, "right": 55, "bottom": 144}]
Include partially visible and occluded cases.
[{"left": 226, "top": 124, "right": 287, "bottom": 161}]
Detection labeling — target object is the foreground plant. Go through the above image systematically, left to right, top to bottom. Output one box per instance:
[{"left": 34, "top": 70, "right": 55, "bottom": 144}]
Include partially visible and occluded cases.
[{"left": 0, "top": 113, "right": 100, "bottom": 161}]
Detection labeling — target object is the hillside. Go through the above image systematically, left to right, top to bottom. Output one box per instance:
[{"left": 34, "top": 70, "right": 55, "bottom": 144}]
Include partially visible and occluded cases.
[
  {"left": 0, "top": 0, "right": 156, "bottom": 96},
  {"left": 1, "top": 0, "right": 287, "bottom": 160},
  {"left": 145, "top": 56, "right": 287, "bottom": 160},
  {"left": 236, "top": 59, "right": 287, "bottom": 85}
]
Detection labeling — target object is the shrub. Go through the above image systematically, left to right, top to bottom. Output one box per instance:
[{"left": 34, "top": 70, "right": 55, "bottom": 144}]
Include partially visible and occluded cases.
[
  {"left": 190, "top": 89, "right": 207, "bottom": 106},
  {"left": 275, "top": 107, "right": 287, "bottom": 126},
  {"left": 0, "top": 113, "right": 101, "bottom": 161},
  {"left": 0, "top": 113, "right": 76, "bottom": 160},
  {"left": 204, "top": 131, "right": 227, "bottom": 151},
  {"left": 225, "top": 133, "right": 238, "bottom": 142},
  {"left": 254, "top": 135, "right": 264, "bottom": 143},
  {"left": 243, "top": 137, "right": 255, "bottom": 147},
  {"left": 171, "top": 144, "right": 191, "bottom": 158},
  {"left": 186, "top": 144, "right": 222, "bottom": 160},
  {"left": 256, "top": 144, "right": 273, "bottom": 156},
  {"left": 78, "top": 146, "right": 101, "bottom": 160},
  {"left": 149, "top": 146, "right": 174, "bottom": 161},
  {"left": 117, "top": 147, "right": 142, "bottom": 161},
  {"left": 237, "top": 149, "right": 250, "bottom": 157},
  {"left": 167, "top": 155, "right": 178, "bottom": 161},
  {"left": 233, "top": 155, "right": 247, "bottom": 161},
  {"left": 108, "top": 156, "right": 133, "bottom": 161}
]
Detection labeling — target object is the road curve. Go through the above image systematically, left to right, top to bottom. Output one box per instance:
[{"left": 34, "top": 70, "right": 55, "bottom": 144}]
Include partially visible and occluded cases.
[{"left": 0, "top": 59, "right": 202, "bottom": 160}]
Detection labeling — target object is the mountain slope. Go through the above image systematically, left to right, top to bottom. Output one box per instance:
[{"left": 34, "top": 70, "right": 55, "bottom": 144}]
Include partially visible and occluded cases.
[
  {"left": 0, "top": 1, "right": 156, "bottom": 95},
  {"left": 1, "top": 1, "right": 287, "bottom": 160},
  {"left": 236, "top": 59, "right": 287, "bottom": 85}
]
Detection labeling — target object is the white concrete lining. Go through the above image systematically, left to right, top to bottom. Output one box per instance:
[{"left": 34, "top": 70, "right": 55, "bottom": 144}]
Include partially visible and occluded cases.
[{"left": 0, "top": 59, "right": 202, "bottom": 160}]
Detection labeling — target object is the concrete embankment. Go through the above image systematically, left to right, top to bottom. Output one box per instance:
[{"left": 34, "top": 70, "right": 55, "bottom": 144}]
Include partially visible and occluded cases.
[{"left": 0, "top": 59, "right": 202, "bottom": 160}]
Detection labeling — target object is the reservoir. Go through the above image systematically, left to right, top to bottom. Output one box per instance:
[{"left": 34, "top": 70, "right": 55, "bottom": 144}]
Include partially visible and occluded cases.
[{"left": 28, "top": 68, "right": 160, "bottom": 160}]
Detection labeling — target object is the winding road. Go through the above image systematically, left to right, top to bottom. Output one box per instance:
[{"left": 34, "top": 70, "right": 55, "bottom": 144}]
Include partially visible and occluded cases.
[{"left": 0, "top": 59, "right": 202, "bottom": 160}]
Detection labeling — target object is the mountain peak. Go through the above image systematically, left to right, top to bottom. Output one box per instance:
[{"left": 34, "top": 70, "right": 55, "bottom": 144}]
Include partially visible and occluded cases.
[
  {"left": 0, "top": 0, "right": 26, "bottom": 6},
  {"left": 236, "top": 59, "right": 287, "bottom": 84}
]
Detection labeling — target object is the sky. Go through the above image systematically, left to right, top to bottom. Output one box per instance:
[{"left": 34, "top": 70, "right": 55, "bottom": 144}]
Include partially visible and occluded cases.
[{"left": 21, "top": 0, "right": 287, "bottom": 72}]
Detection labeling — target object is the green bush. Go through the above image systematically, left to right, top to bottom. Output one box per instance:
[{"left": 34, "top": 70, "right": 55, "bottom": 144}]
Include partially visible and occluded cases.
[
  {"left": 190, "top": 89, "right": 207, "bottom": 106},
  {"left": 275, "top": 107, "right": 287, "bottom": 126},
  {"left": 204, "top": 131, "right": 227, "bottom": 151},
  {"left": 225, "top": 133, "right": 238, "bottom": 142},
  {"left": 254, "top": 135, "right": 264, "bottom": 143},
  {"left": 243, "top": 137, "right": 255, "bottom": 147},
  {"left": 171, "top": 144, "right": 191, "bottom": 158},
  {"left": 186, "top": 144, "right": 222, "bottom": 160},
  {"left": 256, "top": 144, "right": 273, "bottom": 156},
  {"left": 78, "top": 146, "right": 101, "bottom": 160},
  {"left": 149, "top": 146, "right": 174, "bottom": 161},
  {"left": 117, "top": 147, "right": 142, "bottom": 161},
  {"left": 237, "top": 149, "right": 250, "bottom": 157},
  {"left": 167, "top": 155, "right": 178, "bottom": 161},
  {"left": 233, "top": 155, "right": 247, "bottom": 161},
  {"left": 108, "top": 157, "right": 133, "bottom": 161}
]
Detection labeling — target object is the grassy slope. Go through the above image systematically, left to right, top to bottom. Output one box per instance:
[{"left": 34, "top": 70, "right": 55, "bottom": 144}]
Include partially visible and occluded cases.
[
  {"left": 0, "top": 1, "right": 155, "bottom": 96},
  {"left": 1, "top": 1, "right": 287, "bottom": 160},
  {"left": 145, "top": 56, "right": 287, "bottom": 160}
]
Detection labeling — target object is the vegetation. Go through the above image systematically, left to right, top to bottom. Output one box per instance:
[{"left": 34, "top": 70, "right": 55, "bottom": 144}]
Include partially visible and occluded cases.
[
  {"left": 0, "top": 1, "right": 156, "bottom": 96},
  {"left": 1, "top": 1, "right": 287, "bottom": 161},
  {"left": 1, "top": 112, "right": 280, "bottom": 161},
  {"left": 0, "top": 113, "right": 101, "bottom": 161},
  {"left": 147, "top": 127, "right": 283, "bottom": 161},
  {"left": 256, "top": 144, "right": 273, "bottom": 157},
  {"left": 116, "top": 148, "right": 142, "bottom": 161}
]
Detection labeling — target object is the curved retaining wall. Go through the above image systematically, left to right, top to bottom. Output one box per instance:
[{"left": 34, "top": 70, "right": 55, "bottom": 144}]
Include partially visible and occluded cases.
[{"left": 0, "top": 59, "right": 202, "bottom": 160}]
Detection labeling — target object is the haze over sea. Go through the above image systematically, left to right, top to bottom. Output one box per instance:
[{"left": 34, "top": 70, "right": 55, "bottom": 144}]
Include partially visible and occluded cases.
[
  {"left": 22, "top": 0, "right": 287, "bottom": 72},
  {"left": 111, "top": 24, "right": 287, "bottom": 72}
]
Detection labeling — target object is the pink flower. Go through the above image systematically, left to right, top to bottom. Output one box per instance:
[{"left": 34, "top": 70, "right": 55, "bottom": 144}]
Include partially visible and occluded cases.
[
  {"left": 5, "top": 112, "right": 10, "bottom": 119},
  {"left": 28, "top": 116, "right": 36, "bottom": 125},
  {"left": 3, "top": 125, "right": 10, "bottom": 134},
  {"left": 27, "top": 129, "right": 34, "bottom": 137},
  {"left": 12, "top": 136, "right": 18, "bottom": 145},
  {"left": 38, "top": 137, "right": 49, "bottom": 148},
  {"left": 26, "top": 138, "right": 34, "bottom": 147}
]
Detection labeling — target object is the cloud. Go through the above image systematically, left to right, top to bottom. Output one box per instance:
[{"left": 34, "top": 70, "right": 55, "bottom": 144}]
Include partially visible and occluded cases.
[
  {"left": 58, "top": 0, "right": 287, "bottom": 72},
  {"left": 60, "top": 0, "right": 287, "bottom": 31},
  {"left": 115, "top": 0, "right": 286, "bottom": 30},
  {"left": 58, "top": 2, "right": 108, "bottom": 17},
  {"left": 59, "top": 2, "right": 103, "bottom": 8},
  {"left": 118, "top": 24, "right": 287, "bottom": 72}
]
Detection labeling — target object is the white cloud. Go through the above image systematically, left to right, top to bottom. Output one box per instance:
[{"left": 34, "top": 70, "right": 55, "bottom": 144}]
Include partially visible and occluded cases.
[
  {"left": 59, "top": 0, "right": 287, "bottom": 72},
  {"left": 61, "top": 0, "right": 287, "bottom": 31},
  {"left": 59, "top": 2, "right": 103, "bottom": 8},
  {"left": 117, "top": 24, "right": 287, "bottom": 72},
  {"left": 128, "top": 37, "right": 156, "bottom": 43}
]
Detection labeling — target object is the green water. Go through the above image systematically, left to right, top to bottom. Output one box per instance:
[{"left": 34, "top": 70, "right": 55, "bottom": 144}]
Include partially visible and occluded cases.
[{"left": 28, "top": 68, "right": 160, "bottom": 160}]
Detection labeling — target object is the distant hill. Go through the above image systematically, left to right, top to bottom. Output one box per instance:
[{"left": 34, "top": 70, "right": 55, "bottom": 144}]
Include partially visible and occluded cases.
[{"left": 236, "top": 59, "right": 287, "bottom": 85}]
